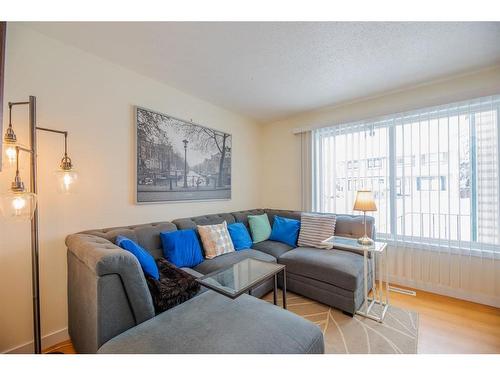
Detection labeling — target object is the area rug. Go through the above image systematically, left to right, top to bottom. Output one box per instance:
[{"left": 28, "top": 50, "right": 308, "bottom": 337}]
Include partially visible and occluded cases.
[{"left": 263, "top": 291, "right": 419, "bottom": 354}]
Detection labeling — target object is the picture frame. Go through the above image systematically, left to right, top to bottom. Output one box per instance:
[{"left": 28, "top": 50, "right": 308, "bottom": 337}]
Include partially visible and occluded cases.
[{"left": 135, "top": 106, "right": 232, "bottom": 203}]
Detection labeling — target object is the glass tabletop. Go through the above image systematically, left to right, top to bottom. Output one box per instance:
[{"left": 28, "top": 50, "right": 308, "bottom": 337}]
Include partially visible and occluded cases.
[
  {"left": 321, "top": 235, "right": 387, "bottom": 252},
  {"left": 197, "top": 258, "right": 285, "bottom": 298}
]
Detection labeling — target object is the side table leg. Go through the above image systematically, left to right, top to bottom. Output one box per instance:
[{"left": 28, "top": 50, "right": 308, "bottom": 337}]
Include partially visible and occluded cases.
[
  {"left": 385, "top": 247, "right": 390, "bottom": 306},
  {"left": 364, "top": 249, "right": 368, "bottom": 314},
  {"left": 371, "top": 251, "right": 376, "bottom": 301},
  {"left": 379, "top": 251, "right": 383, "bottom": 304},
  {"left": 282, "top": 268, "right": 287, "bottom": 310},
  {"left": 273, "top": 274, "right": 278, "bottom": 305}
]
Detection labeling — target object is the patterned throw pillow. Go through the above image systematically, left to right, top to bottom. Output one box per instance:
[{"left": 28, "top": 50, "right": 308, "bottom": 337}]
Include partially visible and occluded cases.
[
  {"left": 297, "top": 213, "right": 337, "bottom": 249},
  {"left": 197, "top": 221, "right": 236, "bottom": 259}
]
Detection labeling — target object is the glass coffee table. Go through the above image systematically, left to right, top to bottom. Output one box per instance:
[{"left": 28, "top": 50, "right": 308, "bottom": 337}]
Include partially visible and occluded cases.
[{"left": 197, "top": 258, "right": 287, "bottom": 309}]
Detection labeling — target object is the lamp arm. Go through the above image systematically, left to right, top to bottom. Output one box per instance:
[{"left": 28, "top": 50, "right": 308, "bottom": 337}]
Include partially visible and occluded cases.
[{"left": 36, "top": 126, "right": 69, "bottom": 153}]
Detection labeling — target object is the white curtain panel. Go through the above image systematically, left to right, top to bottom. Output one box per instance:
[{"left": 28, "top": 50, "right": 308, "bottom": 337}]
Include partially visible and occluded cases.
[
  {"left": 311, "top": 95, "right": 500, "bottom": 307},
  {"left": 300, "top": 131, "right": 313, "bottom": 212}
]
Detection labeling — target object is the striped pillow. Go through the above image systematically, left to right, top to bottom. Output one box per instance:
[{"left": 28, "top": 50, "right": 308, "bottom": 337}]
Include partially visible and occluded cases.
[
  {"left": 297, "top": 213, "right": 336, "bottom": 249},
  {"left": 197, "top": 221, "right": 235, "bottom": 259}
]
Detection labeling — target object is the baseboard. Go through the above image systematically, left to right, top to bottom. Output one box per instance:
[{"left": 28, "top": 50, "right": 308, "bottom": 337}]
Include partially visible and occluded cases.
[
  {"left": 389, "top": 275, "right": 500, "bottom": 308},
  {"left": 2, "top": 327, "right": 69, "bottom": 354}
]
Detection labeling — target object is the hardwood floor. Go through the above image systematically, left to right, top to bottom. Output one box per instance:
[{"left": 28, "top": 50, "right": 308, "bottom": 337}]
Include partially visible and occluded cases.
[
  {"left": 44, "top": 284, "right": 500, "bottom": 354},
  {"left": 384, "top": 285, "right": 500, "bottom": 354},
  {"left": 43, "top": 340, "right": 75, "bottom": 354}
]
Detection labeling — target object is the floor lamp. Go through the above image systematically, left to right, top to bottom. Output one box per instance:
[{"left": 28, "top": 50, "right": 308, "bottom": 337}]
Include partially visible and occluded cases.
[{"left": 1, "top": 96, "right": 78, "bottom": 354}]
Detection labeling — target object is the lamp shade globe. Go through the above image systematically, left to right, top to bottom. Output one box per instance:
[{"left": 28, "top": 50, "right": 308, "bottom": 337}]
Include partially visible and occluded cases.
[
  {"left": 3, "top": 142, "right": 17, "bottom": 167},
  {"left": 55, "top": 169, "right": 78, "bottom": 193},
  {"left": 0, "top": 191, "right": 37, "bottom": 221}
]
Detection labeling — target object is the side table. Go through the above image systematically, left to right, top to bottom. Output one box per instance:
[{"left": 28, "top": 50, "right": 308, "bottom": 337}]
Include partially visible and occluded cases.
[{"left": 321, "top": 236, "right": 389, "bottom": 322}]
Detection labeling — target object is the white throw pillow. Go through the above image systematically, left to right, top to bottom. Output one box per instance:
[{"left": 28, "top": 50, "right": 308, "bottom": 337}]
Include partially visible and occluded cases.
[{"left": 297, "top": 213, "right": 337, "bottom": 249}]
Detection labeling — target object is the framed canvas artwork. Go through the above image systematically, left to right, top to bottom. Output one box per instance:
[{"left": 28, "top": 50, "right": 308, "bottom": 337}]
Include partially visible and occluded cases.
[{"left": 136, "top": 106, "right": 232, "bottom": 203}]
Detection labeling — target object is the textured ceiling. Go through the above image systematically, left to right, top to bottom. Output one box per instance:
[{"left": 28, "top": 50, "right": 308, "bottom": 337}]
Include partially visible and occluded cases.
[{"left": 25, "top": 22, "right": 500, "bottom": 122}]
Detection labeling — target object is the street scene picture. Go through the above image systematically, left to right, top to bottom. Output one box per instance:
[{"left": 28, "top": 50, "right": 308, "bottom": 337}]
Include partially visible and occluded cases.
[{"left": 136, "top": 107, "right": 231, "bottom": 202}]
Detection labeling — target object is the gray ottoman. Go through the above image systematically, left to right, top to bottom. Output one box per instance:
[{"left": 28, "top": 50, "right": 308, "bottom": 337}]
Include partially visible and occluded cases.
[{"left": 98, "top": 291, "right": 324, "bottom": 354}]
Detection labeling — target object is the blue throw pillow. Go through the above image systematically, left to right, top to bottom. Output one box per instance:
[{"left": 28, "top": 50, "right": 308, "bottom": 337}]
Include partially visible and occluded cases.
[
  {"left": 269, "top": 216, "right": 301, "bottom": 247},
  {"left": 227, "top": 222, "right": 253, "bottom": 250},
  {"left": 160, "top": 229, "right": 204, "bottom": 268},
  {"left": 115, "top": 235, "right": 159, "bottom": 280}
]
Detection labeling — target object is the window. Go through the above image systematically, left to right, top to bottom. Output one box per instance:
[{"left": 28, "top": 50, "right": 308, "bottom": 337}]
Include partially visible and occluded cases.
[
  {"left": 312, "top": 95, "right": 500, "bottom": 247},
  {"left": 397, "top": 155, "right": 415, "bottom": 167},
  {"left": 367, "top": 157, "right": 383, "bottom": 169},
  {"left": 347, "top": 160, "right": 359, "bottom": 169},
  {"left": 416, "top": 176, "right": 446, "bottom": 191},
  {"left": 396, "top": 177, "right": 412, "bottom": 196}
]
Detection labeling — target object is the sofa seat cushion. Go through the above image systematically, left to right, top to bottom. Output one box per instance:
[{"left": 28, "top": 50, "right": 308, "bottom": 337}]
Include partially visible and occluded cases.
[
  {"left": 251, "top": 240, "right": 293, "bottom": 259},
  {"left": 279, "top": 247, "right": 371, "bottom": 292},
  {"left": 194, "top": 249, "right": 276, "bottom": 275},
  {"left": 97, "top": 291, "right": 324, "bottom": 354}
]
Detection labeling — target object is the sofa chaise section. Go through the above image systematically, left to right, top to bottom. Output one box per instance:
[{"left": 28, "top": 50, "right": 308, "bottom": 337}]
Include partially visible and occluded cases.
[{"left": 97, "top": 291, "right": 324, "bottom": 354}]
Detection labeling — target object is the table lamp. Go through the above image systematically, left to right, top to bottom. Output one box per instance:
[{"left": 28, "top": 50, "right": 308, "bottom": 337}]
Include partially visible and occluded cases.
[{"left": 353, "top": 190, "right": 377, "bottom": 245}]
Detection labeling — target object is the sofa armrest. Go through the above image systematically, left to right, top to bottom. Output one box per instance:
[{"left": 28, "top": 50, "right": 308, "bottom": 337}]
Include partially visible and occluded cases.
[{"left": 65, "top": 233, "right": 155, "bottom": 325}]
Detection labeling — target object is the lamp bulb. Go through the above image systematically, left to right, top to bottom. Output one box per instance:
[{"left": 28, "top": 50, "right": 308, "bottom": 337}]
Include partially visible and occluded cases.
[
  {"left": 5, "top": 145, "right": 17, "bottom": 166},
  {"left": 56, "top": 169, "right": 78, "bottom": 193},
  {"left": 63, "top": 172, "right": 73, "bottom": 188},
  {"left": 12, "top": 196, "right": 27, "bottom": 212}
]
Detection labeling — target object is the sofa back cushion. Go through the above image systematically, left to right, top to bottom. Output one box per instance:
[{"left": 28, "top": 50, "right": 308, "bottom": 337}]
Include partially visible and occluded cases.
[
  {"left": 230, "top": 209, "right": 266, "bottom": 227},
  {"left": 264, "top": 209, "right": 302, "bottom": 226},
  {"left": 172, "top": 213, "right": 236, "bottom": 232},
  {"left": 334, "top": 214, "right": 375, "bottom": 239},
  {"left": 80, "top": 221, "right": 177, "bottom": 259}
]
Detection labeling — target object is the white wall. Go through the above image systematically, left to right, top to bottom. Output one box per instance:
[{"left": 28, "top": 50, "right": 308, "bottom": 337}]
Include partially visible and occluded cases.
[
  {"left": 0, "top": 24, "right": 263, "bottom": 353},
  {"left": 261, "top": 66, "right": 500, "bottom": 308}
]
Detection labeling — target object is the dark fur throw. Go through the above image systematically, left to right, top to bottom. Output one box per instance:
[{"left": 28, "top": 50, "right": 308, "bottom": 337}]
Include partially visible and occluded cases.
[{"left": 146, "top": 258, "right": 201, "bottom": 314}]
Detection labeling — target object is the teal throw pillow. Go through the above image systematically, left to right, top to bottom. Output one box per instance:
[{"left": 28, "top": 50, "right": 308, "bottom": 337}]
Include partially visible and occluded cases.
[{"left": 248, "top": 213, "right": 272, "bottom": 243}]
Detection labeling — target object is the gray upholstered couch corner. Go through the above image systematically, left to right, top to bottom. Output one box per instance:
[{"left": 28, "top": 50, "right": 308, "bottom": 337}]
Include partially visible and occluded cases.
[{"left": 66, "top": 233, "right": 156, "bottom": 354}]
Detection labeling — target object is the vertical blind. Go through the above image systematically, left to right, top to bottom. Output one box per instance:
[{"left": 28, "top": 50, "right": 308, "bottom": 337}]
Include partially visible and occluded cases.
[{"left": 312, "top": 95, "right": 500, "bottom": 254}]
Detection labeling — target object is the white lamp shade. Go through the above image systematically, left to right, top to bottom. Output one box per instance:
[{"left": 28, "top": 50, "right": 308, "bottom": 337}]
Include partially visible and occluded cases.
[
  {"left": 353, "top": 190, "right": 377, "bottom": 212},
  {"left": 0, "top": 191, "right": 38, "bottom": 221}
]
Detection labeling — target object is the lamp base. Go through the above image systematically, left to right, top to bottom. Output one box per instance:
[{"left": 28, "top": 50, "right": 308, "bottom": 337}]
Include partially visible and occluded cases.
[{"left": 357, "top": 236, "right": 374, "bottom": 246}]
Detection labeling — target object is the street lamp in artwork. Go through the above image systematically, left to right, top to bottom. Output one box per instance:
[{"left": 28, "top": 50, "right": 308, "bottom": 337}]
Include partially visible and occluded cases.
[{"left": 182, "top": 139, "right": 188, "bottom": 188}]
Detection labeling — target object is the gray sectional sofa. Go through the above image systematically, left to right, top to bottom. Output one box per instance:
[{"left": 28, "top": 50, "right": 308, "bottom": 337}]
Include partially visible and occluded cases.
[{"left": 65, "top": 208, "right": 374, "bottom": 354}]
